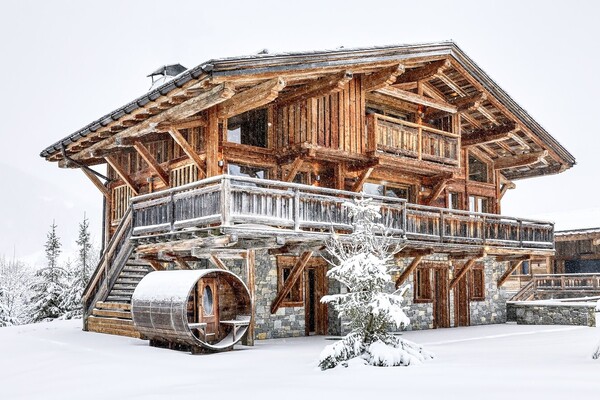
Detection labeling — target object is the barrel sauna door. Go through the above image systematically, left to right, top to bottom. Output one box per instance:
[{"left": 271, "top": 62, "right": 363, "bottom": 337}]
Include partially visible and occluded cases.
[{"left": 198, "top": 278, "right": 219, "bottom": 340}]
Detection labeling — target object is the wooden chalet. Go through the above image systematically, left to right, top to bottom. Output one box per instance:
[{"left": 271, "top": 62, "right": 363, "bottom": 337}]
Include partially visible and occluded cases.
[{"left": 41, "top": 42, "right": 575, "bottom": 345}]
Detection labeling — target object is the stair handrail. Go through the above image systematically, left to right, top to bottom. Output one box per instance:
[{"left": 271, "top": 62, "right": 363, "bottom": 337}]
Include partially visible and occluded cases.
[
  {"left": 82, "top": 207, "right": 133, "bottom": 312},
  {"left": 511, "top": 279, "right": 536, "bottom": 301}
]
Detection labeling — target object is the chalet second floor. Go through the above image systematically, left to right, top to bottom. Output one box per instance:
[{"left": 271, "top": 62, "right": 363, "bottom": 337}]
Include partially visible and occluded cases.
[{"left": 40, "top": 42, "right": 575, "bottom": 255}]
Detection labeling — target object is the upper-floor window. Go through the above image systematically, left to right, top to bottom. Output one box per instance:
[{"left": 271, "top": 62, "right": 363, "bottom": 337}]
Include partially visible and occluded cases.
[
  {"left": 227, "top": 109, "right": 268, "bottom": 148},
  {"left": 468, "top": 154, "right": 489, "bottom": 183},
  {"left": 228, "top": 163, "right": 268, "bottom": 180},
  {"left": 363, "top": 181, "right": 413, "bottom": 202},
  {"left": 448, "top": 191, "right": 462, "bottom": 210},
  {"left": 469, "top": 195, "right": 490, "bottom": 214}
]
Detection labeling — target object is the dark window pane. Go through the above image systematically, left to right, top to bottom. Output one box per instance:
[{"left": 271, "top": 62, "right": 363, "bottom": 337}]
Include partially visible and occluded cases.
[
  {"left": 227, "top": 109, "right": 268, "bottom": 148},
  {"left": 468, "top": 154, "right": 488, "bottom": 183}
]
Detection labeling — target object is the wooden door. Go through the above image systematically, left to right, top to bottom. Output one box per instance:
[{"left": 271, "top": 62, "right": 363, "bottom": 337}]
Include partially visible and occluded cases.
[
  {"left": 305, "top": 266, "right": 328, "bottom": 335},
  {"left": 433, "top": 268, "right": 450, "bottom": 328},
  {"left": 454, "top": 271, "right": 470, "bottom": 327},
  {"left": 198, "top": 277, "right": 219, "bottom": 340}
]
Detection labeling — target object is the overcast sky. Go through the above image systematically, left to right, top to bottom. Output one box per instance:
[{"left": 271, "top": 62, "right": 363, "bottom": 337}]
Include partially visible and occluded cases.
[{"left": 1, "top": 0, "right": 598, "bottom": 266}]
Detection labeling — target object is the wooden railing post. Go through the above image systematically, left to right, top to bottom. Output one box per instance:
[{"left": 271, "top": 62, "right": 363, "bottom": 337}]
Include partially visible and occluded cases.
[
  {"left": 221, "top": 176, "right": 231, "bottom": 227},
  {"left": 293, "top": 188, "right": 300, "bottom": 231},
  {"left": 169, "top": 191, "right": 175, "bottom": 232},
  {"left": 440, "top": 209, "right": 445, "bottom": 242},
  {"left": 482, "top": 215, "right": 487, "bottom": 244}
]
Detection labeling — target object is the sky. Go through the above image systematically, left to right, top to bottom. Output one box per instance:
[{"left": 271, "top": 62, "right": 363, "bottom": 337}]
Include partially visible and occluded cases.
[{"left": 1, "top": 0, "right": 598, "bottom": 266}]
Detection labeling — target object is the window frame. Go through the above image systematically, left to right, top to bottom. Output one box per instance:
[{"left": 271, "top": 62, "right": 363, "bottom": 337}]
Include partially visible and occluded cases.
[
  {"left": 225, "top": 108, "right": 269, "bottom": 148},
  {"left": 468, "top": 153, "right": 491, "bottom": 183},
  {"left": 277, "top": 260, "right": 304, "bottom": 308},
  {"left": 469, "top": 265, "right": 485, "bottom": 301},
  {"left": 413, "top": 267, "right": 433, "bottom": 303}
]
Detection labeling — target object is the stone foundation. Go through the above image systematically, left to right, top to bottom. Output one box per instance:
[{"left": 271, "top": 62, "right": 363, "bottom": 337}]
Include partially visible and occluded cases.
[{"left": 507, "top": 301, "right": 597, "bottom": 327}]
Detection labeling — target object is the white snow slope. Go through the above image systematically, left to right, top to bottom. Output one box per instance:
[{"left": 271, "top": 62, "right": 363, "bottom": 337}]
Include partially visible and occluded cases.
[{"left": 1, "top": 320, "right": 599, "bottom": 400}]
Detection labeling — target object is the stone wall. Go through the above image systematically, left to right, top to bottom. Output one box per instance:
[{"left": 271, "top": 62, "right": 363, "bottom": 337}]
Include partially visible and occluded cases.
[{"left": 507, "top": 301, "right": 597, "bottom": 327}]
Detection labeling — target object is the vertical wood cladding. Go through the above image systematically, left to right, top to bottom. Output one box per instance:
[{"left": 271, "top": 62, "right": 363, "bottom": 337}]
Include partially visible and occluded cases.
[{"left": 275, "top": 76, "right": 364, "bottom": 153}]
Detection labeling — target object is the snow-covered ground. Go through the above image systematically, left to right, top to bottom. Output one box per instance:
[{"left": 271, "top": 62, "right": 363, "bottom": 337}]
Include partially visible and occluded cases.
[{"left": 1, "top": 320, "right": 599, "bottom": 400}]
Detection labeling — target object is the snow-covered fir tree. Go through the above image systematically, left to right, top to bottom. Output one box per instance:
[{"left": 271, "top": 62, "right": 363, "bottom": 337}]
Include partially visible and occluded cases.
[
  {"left": 318, "top": 199, "right": 432, "bottom": 369},
  {"left": 76, "top": 214, "right": 92, "bottom": 284},
  {"left": 28, "top": 221, "right": 67, "bottom": 322},
  {"left": 0, "top": 256, "right": 32, "bottom": 327},
  {"left": 60, "top": 259, "right": 86, "bottom": 319}
]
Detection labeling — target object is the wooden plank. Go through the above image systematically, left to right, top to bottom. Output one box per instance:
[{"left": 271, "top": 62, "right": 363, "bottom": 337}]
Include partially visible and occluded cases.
[
  {"left": 396, "top": 59, "right": 451, "bottom": 83},
  {"left": 363, "top": 64, "right": 405, "bottom": 91},
  {"left": 276, "top": 71, "right": 352, "bottom": 105},
  {"left": 218, "top": 77, "right": 286, "bottom": 118},
  {"left": 375, "top": 87, "right": 457, "bottom": 114},
  {"left": 205, "top": 107, "right": 220, "bottom": 177},
  {"left": 462, "top": 123, "right": 518, "bottom": 147},
  {"left": 169, "top": 128, "right": 207, "bottom": 177},
  {"left": 133, "top": 141, "right": 169, "bottom": 186},
  {"left": 493, "top": 150, "right": 547, "bottom": 170},
  {"left": 105, "top": 155, "right": 139, "bottom": 195},
  {"left": 284, "top": 157, "right": 304, "bottom": 183},
  {"left": 352, "top": 167, "right": 374, "bottom": 192},
  {"left": 81, "top": 168, "right": 109, "bottom": 199},
  {"left": 426, "top": 179, "right": 451, "bottom": 205},
  {"left": 246, "top": 249, "right": 256, "bottom": 346},
  {"left": 270, "top": 251, "right": 313, "bottom": 314},
  {"left": 209, "top": 255, "right": 229, "bottom": 270},
  {"left": 395, "top": 255, "right": 424, "bottom": 288},
  {"left": 174, "top": 256, "right": 191, "bottom": 270},
  {"left": 449, "top": 258, "right": 477, "bottom": 290},
  {"left": 145, "top": 259, "right": 165, "bottom": 271},
  {"left": 497, "top": 260, "right": 525, "bottom": 287},
  {"left": 96, "top": 301, "right": 132, "bottom": 311},
  {"left": 92, "top": 309, "right": 132, "bottom": 319}
]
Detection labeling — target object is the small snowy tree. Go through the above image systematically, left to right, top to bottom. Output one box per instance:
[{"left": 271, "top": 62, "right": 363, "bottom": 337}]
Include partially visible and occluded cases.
[
  {"left": 318, "top": 199, "right": 432, "bottom": 370},
  {"left": 76, "top": 214, "right": 92, "bottom": 285},
  {"left": 28, "top": 222, "right": 67, "bottom": 322},
  {"left": 0, "top": 256, "right": 32, "bottom": 327},
  {"left": 60, "top": 259, "right": 86, "bottom": 319}
]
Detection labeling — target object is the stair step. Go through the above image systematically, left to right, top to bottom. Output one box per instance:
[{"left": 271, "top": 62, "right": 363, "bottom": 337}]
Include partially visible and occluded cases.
[
  {"left": 123, "top": 265, "right": 152, "bottom": 273},
  {"left": 119, "top": 272, "right": 149, "bottom": 279},
  {"left": 115, "top": 278, "right": 145, "bottom": 284},
  {"left": 113, "top": 283, "right": 138, "bottom": 290},
  {"left": 108, "top": 289, "right": 134, "bottom": 297},
  {"left": 106, "top": 296, "right": 132, "bottom": 303},
  {"left": 95, "top": 302, "right": 131, "bottom": 311},
  {"left": 92, "top": 308, "right": 132, "bottom": 319}
]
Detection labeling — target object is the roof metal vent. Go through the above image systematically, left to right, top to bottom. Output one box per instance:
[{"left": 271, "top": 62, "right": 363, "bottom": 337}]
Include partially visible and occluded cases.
[{"left": 148, "top": 63, "right": 187, "bottom": 90}]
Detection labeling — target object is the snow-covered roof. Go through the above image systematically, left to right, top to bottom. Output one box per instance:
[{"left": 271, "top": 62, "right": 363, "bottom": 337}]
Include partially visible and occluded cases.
[{"left": 555, "top": 227, "right": 600, "bottom": 239}]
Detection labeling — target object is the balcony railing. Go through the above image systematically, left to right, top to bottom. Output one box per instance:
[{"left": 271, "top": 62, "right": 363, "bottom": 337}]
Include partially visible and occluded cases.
[
  {"left": 367, "top": 113, "right": 459, "bottom": 166},
  {"left": 130, "top": 175, "right": 553, "bottom": 250}
]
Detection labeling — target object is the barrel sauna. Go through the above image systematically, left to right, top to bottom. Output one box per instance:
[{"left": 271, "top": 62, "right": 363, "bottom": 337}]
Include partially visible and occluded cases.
[{"left": 131, "top": 269, "right": 251, "bottom": 352}]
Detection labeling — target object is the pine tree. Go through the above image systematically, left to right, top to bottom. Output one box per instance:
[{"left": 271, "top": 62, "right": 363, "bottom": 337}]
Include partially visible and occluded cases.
[
  {"left": 318, "top": 199, "right": 432, "bottom": 369},
  {"left": 76, "top": 214, "right": 92, "bottom": 285},
  {"left": 29, "top": 221, "right": 67, "bottom": 322},
  {"left": 0, "top": 256, "right": 32, "bottom": 327}
]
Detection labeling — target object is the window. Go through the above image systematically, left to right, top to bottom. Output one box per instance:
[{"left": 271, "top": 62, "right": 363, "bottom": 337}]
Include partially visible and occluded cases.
[
  {"left": 227, "top": 109, "right": 268, "bottom": 148},
  {"left": 468, "top": 154, "right": 489, "bottom": 183},
  {"left": 228, "top": 163, "right": 268, "bottom": 180},
  {"left": 363, "top": 182, "right": 412, "bottom": 201},
  {"left": 448, "top": 192, "right": 462, "bottom": 210},
  {"left": 468, "top": 195, "right": 490, "bottom": 213},
  {"left": 278, "top": 265, "right": 303, "bottom": 306},
  {"left": 470, "top": 266, "right": 485, "bottom": 301},
  {"left": 414, "top": 267, "right": 432, "bottom": 302},
  {"left": 202, "top": 285, "right": 214, "bottom": 316}
]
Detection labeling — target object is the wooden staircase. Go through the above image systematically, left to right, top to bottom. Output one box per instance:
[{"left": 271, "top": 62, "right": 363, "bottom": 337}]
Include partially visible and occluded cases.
[{"left": 87, "top": 302, "right": 140, "bottom": 338}]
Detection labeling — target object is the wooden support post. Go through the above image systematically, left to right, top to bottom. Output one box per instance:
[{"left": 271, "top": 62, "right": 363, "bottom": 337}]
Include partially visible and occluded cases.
[
  {"left": 205, "top": 107, "right": 220, "bottom": 177},
  {"left": 168, "top": 128, "right": 207, "bottom": 178},
  {"left": 133, "top": 140, "right": 169, "bottom": 186},
  {"left": 105, "top": 155, "right": 139, "bottom": 195},
  {"left": 284, "top": 157, "right": 304, "bottom": 183},
  {"left": 335, "top": 162, "right": 346, "bottom": 190},
  {"left": 352, "top": 167, "right": 374, "bottom": 192},
  {"left": 81, "top": 168, "right": 109, "bottom": 199},
  {"left": 426, "top": 179, "right": 451, "bottom": 205},
  {"left": 246, "top": 249, "right": 256, "bottom": 346},
  {"left": 271, "top": 251, "right": 313, "bottom": 314},
  {"left": 209, "top": 254, "right": 228, "bottom": 270},
  {"left": 395, "top": 255, "right": 424, "bottom": 288},
  {"left": 174, "top": 257, "right": 191, "bottom": 270},
  {"left": 449, "top": 258, "right": 477, "bottom": 290},
  {"left": 145, "top": 259, "right": 165, "bottom": 271},
  {"left": 497, "top": 260, "right": 524, "bottom": 287}
]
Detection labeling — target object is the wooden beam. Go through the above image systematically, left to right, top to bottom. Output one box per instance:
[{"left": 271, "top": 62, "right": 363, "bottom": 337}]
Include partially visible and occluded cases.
[
  {"left": 396, "top": 59, "right": 452, "bottom": 83},
  {"left": 363, "top": 64, "right": 405, "bottom": 91},
  {"left": 276, "top": 71, "right": 352, "bottom": 105},
  {"left": 435, "top": 71, "right": 467, "bottom": 97},
  {"left": 218, "top": 77, "right": 286, "bottom": 118},
  {"left": 72, "top": 83, "right": 235, "bottom": 161},
  {"left": 375, "top": 87, "right": 457, "bottom": 114},
  {"left": 476, "top": 105, "right": 500, "bottom": 125},
  {"left": 205, "top": 107, "right": 220, "bottom": 177},
  {"left": 460, "top": 112, "right": 483, "bottom": 129},
  {"left": 462, "top": 123, "right": 518, "bottom": 147},
  {"left": 168, "top": 128, "right": 206, "bottom": 178},
  {"left": 132, "top": 141, "right": 169, "bottom": 186},
  {"left": 493, "top": 150, "right": 547, "bottom": 170},
  {"left": 105, "top": 155, "right": 139, "bottom": 195},
  {"left": 283, "top": 156, "right": 304, "bottom": 183},
  {"left": 352, "top": 167, "right": 374, "bottom": 192},
  {"left": 81, "top": 168, "right": 109, "bottom": 199},
  {"left": 426, "top": 179, "right": 451, "bottom": 205},
  {"left": 499, "top": 181, "right": 516, "bottom": 200},
  {"left": 246, "top": 249, "right": 256, "bottom": 346},
  {"left": 270, "top": 251, "right": 313, "bottom": 314},
  {"left": 209, "top": 255, "right": 229, "bottom": 270},
  {"left": 395, "top": 255, "right": 424, "bottom": 288},
  {"left": 174, "top": 256, "right": 191, "bottom": 270},
  {"left": 449, "top": 258, "right": 477, "bottom": 290},
  {"left": 145, "top": 259, "right": 165, "bottom": 271},
  {"left": 497, "top": 260, "right": 525, "bottom": 287}
]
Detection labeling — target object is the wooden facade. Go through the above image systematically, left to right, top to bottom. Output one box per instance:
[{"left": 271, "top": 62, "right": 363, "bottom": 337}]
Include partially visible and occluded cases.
[{"left": 41, "top": 42, "right": 575, "bottom": 341}]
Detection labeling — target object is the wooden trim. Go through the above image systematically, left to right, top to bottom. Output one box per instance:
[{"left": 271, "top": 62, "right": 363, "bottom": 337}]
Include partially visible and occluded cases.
[
  {"left": 396, "top": 60, "right": 451, "bottom": 83},
  {"left": 363, "top": 64, "right": 405, "bottom": 92},
  {"left": 276, "top": 71, "right": 352, "bottom": 105},
  {"left": 218, "top": 77, "right": 286, "bottom": 118},
  {"left": 375, "top": 87, "right": 457, "bottom": 114},
  {"left": 462, "top": 123, "right": 518, "bottom": 147},
  {"left": 168, "top": 128, "right": 207, "bottom": 178},
  {"left": 132, "top": 140, "right": 169, "bottom": 186},
  {"left": 493, "top": 150, "right": 547, "bottom": 170},
  {"left": 105, "top": 156, "right": 139, "bottom": 195},
  {"left": 283, "top": 156, "right": 304, "bottom": 183},
  {"left": 352, "top": 167, "right": 374, "bottom": 192},
  {"left": 81, "top": 168, "right": 109, "bottom": 199},
  {"left": 270, "top": 251, "right": 313, "bottom": 314},
  {"left": 209, "top": 255, "right": 228, "bottom": 270},
  {"left": 395, "top": 255, "right": 424, "bottom": 288},
  {"left": 174, "top": 256, "right": 191, "bottom": 270},
  {"left": 449, "top": 258, "right": 477, "bottom": 290},
  {"left": 145, "top": 259, "right": 165, "bottom": 271},
  {"left": 497, "top": 260, "right": 524, "bottom": 287}
]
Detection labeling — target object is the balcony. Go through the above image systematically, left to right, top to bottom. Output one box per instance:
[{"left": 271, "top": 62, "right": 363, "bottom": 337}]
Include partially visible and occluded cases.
[
  {"left": 367, "top": 113, "right": 459, "bottom": 166},
  {"left": 129, "top": 175, "right": 553, "bottom": 254}
]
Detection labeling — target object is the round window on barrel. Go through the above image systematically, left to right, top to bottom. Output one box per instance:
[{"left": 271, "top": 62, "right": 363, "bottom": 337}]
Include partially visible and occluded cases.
[{"left": 203, "top": 285, "right": 214, "bottom": 316}]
